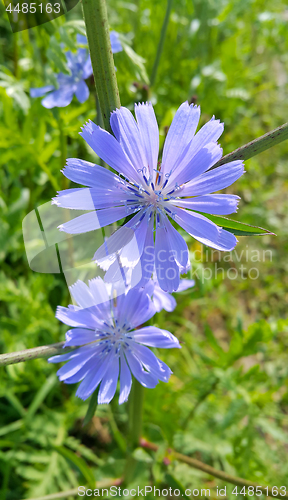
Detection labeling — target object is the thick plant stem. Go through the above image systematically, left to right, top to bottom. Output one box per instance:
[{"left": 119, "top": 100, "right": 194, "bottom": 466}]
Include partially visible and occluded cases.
[
  {"left": 82, "top": 0, "right": 120, "bottom": 131},
  {"left": 150, "top": 0, "right": 173, "bottom": 87},
  {"left": 213, "top": 121, "right": 288, "bottom": 169},
  {"left": 0, "top": 342, "right": 73, "bottom": 367},
  {"left": 123, "top": 380, "right": 144, "bottom": 484},
  {"left": 129, "top": 380, "right": 144, "bottom": 447}
]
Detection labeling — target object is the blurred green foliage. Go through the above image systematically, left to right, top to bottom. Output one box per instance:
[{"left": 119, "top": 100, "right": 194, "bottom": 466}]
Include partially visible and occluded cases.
[{"left": 0, "top": 0, "right": 288, "bottom": 498}]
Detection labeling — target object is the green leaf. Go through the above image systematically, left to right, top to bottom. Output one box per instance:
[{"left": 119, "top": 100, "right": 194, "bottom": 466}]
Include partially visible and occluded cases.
[
  {"left": 198, "top": 214, "right": 275, "bottom": 236},
  {"left": 204, "top": 324, "right": 225, "bottom": 357},
  {"left": 26, "top": 374, "right": 57, "bottom": 420},
  {"left": 82, "top": 391, "right": 98, "bottom": 427},
  {"left": 54, "top": 445, "right": 95, "bottom": 488},
  {"left": 132, "top": 447, "right": 154, "bottom": 463},
  {"left": 165, "top": 473, "right": 191, "bottom": 500}
]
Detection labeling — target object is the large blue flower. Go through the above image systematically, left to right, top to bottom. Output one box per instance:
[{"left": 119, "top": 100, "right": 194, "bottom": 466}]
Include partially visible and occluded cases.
[
  {"left": 30, "top": 32, "right": 122, "bottom": 108},
  {"left": 54, "top": 102, "right": 245, "bottom": 291},
  {"left": 49, "top": 278, "right": 180, "bottom": 404}
]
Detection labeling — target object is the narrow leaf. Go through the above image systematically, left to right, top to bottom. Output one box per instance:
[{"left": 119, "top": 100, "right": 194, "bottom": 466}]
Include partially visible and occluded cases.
[
  {"left": 201, "top": 214, "right": 275, "bottom": 236},
  {"left": 82, "top": 391, "right": 98, "bottom": 427}
]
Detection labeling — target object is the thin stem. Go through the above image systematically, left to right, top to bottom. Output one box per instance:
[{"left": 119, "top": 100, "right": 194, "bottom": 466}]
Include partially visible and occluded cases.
[
  {"left": 82, "top": 0, "right": 121, "bottom": 131},
  {"left": 150, "top": 0, "right": 173, "bottom": 87},
  {"left": 57, "top": 111, "right": 68, "bottom": 190},
  {"left": 213, "top": 121, "right": 288, "bottom": 169},
  {"left": 0, "top": 342, "right": 74, "bottom": 367},
  {"left": 182, "top": 378, "right": 218, "bottom": 428},
  {"left": 140, "top": 439, "right": 288, "bottom": 499},
  {"left": 25, "top": 479, "right": 123, "bottom": 500}
]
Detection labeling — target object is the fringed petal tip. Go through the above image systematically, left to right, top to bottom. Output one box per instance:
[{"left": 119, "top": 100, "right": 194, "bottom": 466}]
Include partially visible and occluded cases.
[{"left": 134, "top": 101, "right": 153, "bottom": 108}]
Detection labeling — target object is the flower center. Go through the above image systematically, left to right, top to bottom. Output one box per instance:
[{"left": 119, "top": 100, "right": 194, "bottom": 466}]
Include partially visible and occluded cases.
[{"left": 97, "top": 321, "right": 133, "bottom": 355}]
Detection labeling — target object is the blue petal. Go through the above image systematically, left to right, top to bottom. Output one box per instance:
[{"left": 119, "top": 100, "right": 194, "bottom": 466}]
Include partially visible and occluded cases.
[
  {"left": 110, "top": 31, "right": 123, "bottom": 53},
  {"left": 76, "top": 34, "right": 88, "bottom": 45},
  {"left": 83, "top": 56, "right": 93, "bottom": 79},
  {"left": 75, "top": 80, "right": 89, "bottom": 103},
  {"left": 30, "top": 85, "right": 54, "bottom": 98},
  {"left": 41, "top": 87, "right": 74, "bottom": 108},
  {"left": 135, "top": 102, "right": 159, "bottom": 177},
  {"left": 161, "top": 102, "right": 200, "bottom": 176},
  {"left": 110, "top": 107, "right": 148, "bottom": 181},
  {"left": 186, "top": 115, "right": 224, "bottom": 161},
  {"left": 80, "top": 120, "right": 141, "bottom": 184},
  {"left": 169, "top": 142, "right": 222, "bottom": 187},
  {"left": 63, "top": 158, "right": 124, "bottom": 189},
  {"left": 181, "top": 161, "right": 245, "bottom": 196},
  {"left": 54, "top": 187, "right": 130, "bottom": 210},
  {"left": 175, "top": 194, "right": 240, "bottom": 215},
  {"left": 58, "top": 205, "right": 128, "bottom": 234},
  {"left": 173, "top": 206, "right": 220, "bottom": 244},
  {"left": 175, "top": 206, "right": 237, "bottom": 251},
  {"left": 137, "top": 217, "right": 155, "bottom": 286},
  {"left": 163, "top": 217, "right": 190, "bottom": 274},
  {"left": 155, "top": 221, "right": 180, "bottom": 292},
  {"left": 94, "top": 225, "right": 138, "bottom": 266},
  {"left": 88, "top": 277, "right": 111, "bottom": 306},
  {"left": 177, "top": 279, "right": 195, "bottom": 292},
  {"left": 69, "top": 280, "right": 96, "bottom": 308},
  {"left": 152, "top": 286, "right": 176, "bottom": 312},
  {"left": 117, "top": 287, "right": 155, "bottom": 329},
  {"left": 56, "top": 305, "right": 104, "bottom": 329},
  {"left": 133, "top": 326, "right": 181, "bottom": 348},
  {"left": 64, "top": 327, "right": 99, "bottom": 346},
  {"left": 132, "top": 344, "right": 172, "bottom": 382},
  {"left": 57, "top": 345, "right": 100, "bottom": 381},
  {"left": 76, "top": 350, "right": 114, "bottom": 400},
  {"left": 125, "top": 350, "right": 158, "bottom": 388},
  {"left": 48, "top": 352, "right": 74, "bottom": 364},
  {"left": 119, "top": 352, "right": 132, "bottom": 404},
  {"left": 98, "top": 355, "right": 119, "bottom": 404},
  {"left": 64, "top": 356, "right": 97, "bottom": 384},
  {"left": 64, "top": 357, "right": 96, "bottom": 384}
]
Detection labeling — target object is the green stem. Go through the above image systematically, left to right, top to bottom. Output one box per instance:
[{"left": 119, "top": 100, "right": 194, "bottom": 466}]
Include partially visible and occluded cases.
[
  {"left": 82, "top": 0, "right": 121, "bottom": 131},
  {"left": 150, "top": 0, "right": 173, "bottom": 87},
  {"left": 57, "top": 111, "right": 68, "bottom": 190},
  {"left": 213, "top": 121, "right": 288, "bottom": 169},
  {"left": 0, "top": 342, "right": 74, "bottom": 367},
  {"left": 129, "top": 379, "right": 144, "bottom": 447},
  {"left": 123, "top": 380, "right": 144, "bottom": 484},
  {"left": 140, "top": 439, "right": 288, "bottom": 499},
  {"left": 25, "top": 479, "right": 123, "bottom": 500}
]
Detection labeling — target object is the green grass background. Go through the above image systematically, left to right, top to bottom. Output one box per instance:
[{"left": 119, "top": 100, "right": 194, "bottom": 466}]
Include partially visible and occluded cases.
[{"left": 0, "top": 0, "right": 288, "bottom": 498}]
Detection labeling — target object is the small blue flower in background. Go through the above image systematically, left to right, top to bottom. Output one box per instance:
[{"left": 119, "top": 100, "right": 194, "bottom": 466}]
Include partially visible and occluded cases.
[
  {"left": 30, "top": 32, "right": 122, "bottom": 108},
  {"left": 77, "top": 32, "right": 122, "bottom": 54},
  {"left": 30, "top": 48, "right": 92, "bottom": 108},
  {"left": 54, "top": 102, "right": 244, "bottom": 292},
  {"left": 147, "top": 276, "right": 195, "bottom": 312},
  {"left": 49, "top": 278, "right": 180, "bottom": 404}
]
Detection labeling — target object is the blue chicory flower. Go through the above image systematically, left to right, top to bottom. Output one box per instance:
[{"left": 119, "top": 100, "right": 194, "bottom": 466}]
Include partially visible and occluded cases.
[
  {"left": 30, "top": 32, "right": 122, "bottom": 108},
  {"left": 30, "top": 48, "right": 92, "bottom": 108},
  {"left": 53, "top": 102, "right": 245, "bottom": 291},
  {"left": 49, "top": 278, "right": 180, "bottom": 404}
]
